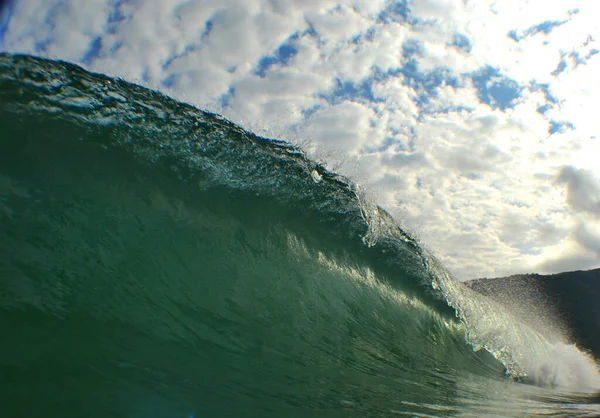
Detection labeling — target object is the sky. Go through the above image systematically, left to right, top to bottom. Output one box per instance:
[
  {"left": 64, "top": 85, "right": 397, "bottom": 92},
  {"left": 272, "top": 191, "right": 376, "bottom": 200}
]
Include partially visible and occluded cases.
[{"left": 1, "top": 0, "right": 599, "bottom": 280}]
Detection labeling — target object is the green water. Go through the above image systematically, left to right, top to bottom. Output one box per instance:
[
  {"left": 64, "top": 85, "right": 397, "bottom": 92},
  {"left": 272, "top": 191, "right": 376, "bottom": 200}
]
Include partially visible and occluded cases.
[{"left": 1, "top": 54, "right": 599, "bottom": 417}]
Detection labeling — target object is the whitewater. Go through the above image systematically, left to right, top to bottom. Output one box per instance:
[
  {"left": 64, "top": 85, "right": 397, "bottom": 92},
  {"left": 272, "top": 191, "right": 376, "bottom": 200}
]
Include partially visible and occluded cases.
[{"left": 0, "top": 53, "right": 599, "bottom": 417}]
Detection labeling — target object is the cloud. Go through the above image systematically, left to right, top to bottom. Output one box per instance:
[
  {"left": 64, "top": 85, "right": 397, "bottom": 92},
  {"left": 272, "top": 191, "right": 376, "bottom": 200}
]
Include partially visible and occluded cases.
[
  {"left": 1, "top": 0, "right": 599, "bottom": 279},
  {"left": 557, "top": 166, "right": 600, "bottom": 217},
  {"left": 574, "top": 222, "right": 600, "bottom": 255},
  {"left": 539, "top": 253, "right": 600, "bottom": 275}
]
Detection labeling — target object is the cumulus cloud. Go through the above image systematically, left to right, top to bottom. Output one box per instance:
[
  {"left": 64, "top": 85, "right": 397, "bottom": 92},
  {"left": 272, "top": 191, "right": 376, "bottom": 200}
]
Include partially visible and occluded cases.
[
  {"left": 1, "top": 0, "right": 599, "bottom": 279},
  {"left": 557, "top": 166, "right": 600, "bottom": 217},
  {"left": 574, "top": 223, "right": 600, "bottom": 255}
]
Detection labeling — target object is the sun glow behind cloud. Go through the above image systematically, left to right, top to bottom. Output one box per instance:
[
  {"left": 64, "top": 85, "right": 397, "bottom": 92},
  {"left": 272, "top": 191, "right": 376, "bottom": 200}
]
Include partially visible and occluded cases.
[{"left": 1, "top": 0, "right": 599, "bottom": 279}]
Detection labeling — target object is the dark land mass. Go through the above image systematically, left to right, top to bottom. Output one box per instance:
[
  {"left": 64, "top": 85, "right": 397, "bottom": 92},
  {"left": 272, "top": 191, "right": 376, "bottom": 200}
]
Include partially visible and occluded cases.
[{"left": 464, "top": 268, "right": 600, "bottom": 359}]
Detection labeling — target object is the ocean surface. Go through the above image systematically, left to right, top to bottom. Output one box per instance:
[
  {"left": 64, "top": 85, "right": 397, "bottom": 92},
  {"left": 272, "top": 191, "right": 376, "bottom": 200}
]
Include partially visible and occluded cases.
[{"left": 1, "top": 53, "right": 599, "bottom": 417}]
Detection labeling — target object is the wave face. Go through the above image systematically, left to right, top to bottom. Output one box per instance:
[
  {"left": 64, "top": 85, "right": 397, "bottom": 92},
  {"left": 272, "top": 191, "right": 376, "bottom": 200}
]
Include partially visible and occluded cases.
[{"left": 0, "top": 53, "right": 599, "bottom": 417}]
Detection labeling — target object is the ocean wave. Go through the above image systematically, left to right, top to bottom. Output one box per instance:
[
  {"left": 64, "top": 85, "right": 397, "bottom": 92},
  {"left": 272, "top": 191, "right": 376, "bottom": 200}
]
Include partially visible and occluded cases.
[{"left": 1, "top": 53, "right": 598, "bottom": 417}]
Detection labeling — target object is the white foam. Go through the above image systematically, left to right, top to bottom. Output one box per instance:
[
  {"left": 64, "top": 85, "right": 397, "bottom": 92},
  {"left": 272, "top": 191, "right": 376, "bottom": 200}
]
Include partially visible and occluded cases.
[
  {"left": 425, "top": 251, "right": 600, "bottom": 392},
  {"left": 526, "top": 342, "right": 600, "bottom": 392}
]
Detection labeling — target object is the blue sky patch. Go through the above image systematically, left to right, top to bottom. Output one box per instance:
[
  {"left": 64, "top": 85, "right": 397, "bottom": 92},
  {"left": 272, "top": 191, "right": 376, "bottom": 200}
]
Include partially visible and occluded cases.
[
  {"left": 0, "top": 0, "right": 14, "bottom": 45},
  {"left": 30, "top": 0, "right": 65, "bottom": 52},
  {"left": 107, "top": 0, "right": 131, "bottom": 27},
  {"left": 378, "top": 0, "right": 411, "bottom": 24},
  {"left": 161, "top": 15, "right": 221, "bottom": 71},
  {"left": 201, "top": 17, "right": 214, "bottom": 40},
  {"left": 509, "top": 19, "right": 568, "bottom": 42},
  {"left": 526, "top": 19, "right": 568, "bottom": 36},
  {"left": 351, "top": 26, "right": 376, "bottom": 45},
  {"left": 507, "top": 30, "right": 520, "bottom": 43},
  {"left": 451, "top": 33, "right": 472, "bottom": 53},
  {"left": 82, "top": 36, "right": 103, "bottom": 65},
  {"left": 402, "top": 38, "right": 422, "bottom": 59},
  {"left": 34, "top": 39, "right": 52, "bottom": 53},
  {"left": 255, "top": 40, "right": 299, "bottom": 77},
  {"left": 549, "top": 47, "right": 600, "bottom": 74},
  {"left": 569, "top": 50, "right": 586, "bottom": 67},
  {"left": 551, "top": 57, "right": 567, "bottom": 76},
  {"left": 388, "top": 58, "right": 462, "bottom": 110},
  {"left": 471, "top": 66, "right": 523, "bottom": 111},
  {"left": 141, "top": 67, "right": 150, "bottom": 83},
  {"left": 161, "top": 73, "right": 177, "bottom": 89},
  {"left": 318, "top": 76, "right": 383, "bottom": 105},
  {"left": 529, "top": 81, "right": 559, "bottom": 104},
  {"left": 530, "top": 81, "right": 558, "bottom": 115},
  {"left": 219, "top": 85, "right": 236, "bottom": 109},
  {"left": 537, "top": 103, "right": 551, "bottom": 115},
  {"left": 300, "top": 104, "right": 322, "bottom": 119},
  {"left": 549, "top": 120, "right": 575, "bottom": 135},
  {"left": 361, "top": 128, "right": 413, "bottom": 154},
  {"left": 378, "top": 136, "right": 408, "bottom": 152}
]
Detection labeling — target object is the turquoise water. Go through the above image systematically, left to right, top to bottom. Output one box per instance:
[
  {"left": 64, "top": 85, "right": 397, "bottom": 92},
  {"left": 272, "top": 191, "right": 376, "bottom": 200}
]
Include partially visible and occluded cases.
[{"left": 0, "top": 53, "right": 599, "bottom": 417}]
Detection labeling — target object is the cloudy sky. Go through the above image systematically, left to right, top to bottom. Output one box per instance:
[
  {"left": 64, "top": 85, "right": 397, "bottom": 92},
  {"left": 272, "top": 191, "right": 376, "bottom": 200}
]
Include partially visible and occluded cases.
[{"left": 1, "top": 0, "right": 599, "bottom": 280}]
